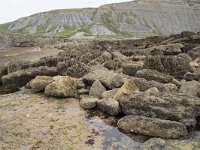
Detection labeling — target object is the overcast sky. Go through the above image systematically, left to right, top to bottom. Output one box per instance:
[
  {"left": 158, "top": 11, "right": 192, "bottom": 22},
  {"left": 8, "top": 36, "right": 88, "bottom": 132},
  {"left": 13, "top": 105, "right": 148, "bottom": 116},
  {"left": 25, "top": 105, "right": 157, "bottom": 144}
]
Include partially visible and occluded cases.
[{"left": 0, "top": 0, "right": 131, "bottom": 23}]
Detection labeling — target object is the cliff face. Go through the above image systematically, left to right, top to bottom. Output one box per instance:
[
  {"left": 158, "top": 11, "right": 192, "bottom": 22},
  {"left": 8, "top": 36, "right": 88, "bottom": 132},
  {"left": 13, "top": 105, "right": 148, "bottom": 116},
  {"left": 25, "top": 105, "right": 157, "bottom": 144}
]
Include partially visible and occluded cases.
[{"left": 0, "top": 0, "right": 200, "bottom": 37}]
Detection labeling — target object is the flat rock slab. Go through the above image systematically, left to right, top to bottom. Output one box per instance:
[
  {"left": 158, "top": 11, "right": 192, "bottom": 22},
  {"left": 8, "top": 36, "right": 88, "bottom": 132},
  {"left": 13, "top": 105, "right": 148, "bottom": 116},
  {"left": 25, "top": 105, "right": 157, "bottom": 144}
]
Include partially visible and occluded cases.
[{"left": 118, "top": 115, "right": 188, "bottom": 139}]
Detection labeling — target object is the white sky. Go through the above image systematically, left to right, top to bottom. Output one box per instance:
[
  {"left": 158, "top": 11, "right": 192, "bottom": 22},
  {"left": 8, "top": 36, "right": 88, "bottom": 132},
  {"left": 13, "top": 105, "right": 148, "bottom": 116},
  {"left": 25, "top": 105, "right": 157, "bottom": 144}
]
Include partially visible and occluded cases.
[{"left": 0, "top": 0, "right": 131, "bottom": 23}]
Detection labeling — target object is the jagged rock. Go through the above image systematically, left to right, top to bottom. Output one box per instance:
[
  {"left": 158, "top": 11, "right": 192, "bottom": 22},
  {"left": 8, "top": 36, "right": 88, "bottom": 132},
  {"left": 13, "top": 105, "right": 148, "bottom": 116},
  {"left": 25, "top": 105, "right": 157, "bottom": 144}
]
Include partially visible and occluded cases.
[
  {"left": 163, "top": 44, "right": 183, "bottom": 55},
  {"left": 187, "top": 47, "right": 200, "bottom": 60},
  {"left": 144, "top": 53, "right": 193, "bottom": 78},
  {"left": 32, "top": 56, "right": 63, "bottom": 68},
  {"left": 57, "top": 59, "right": 89, "bottom": 78},
  {"left": 104, "top": 60, "right": 120, "bottom": 70},
  {"left": 7, "top": 61, "right": 31, "bottom": 74},
  {"left": 121, "top": 61, "right": 144, "bottom": 76},
  {"left": 0, "top": 66, "right": 7, "bottom": 84},
  {"left": 2, "top": 66, "right": 58, "bottom": 90},
  {"left": 83, "top": 68, "right": 124, "bottom": 89},
  {"left": 135, "top": 69, "right": 174, "bottom": 83},
  {"left": 184, "top": 72, "right": 200, "bottom": 81},
  {"left": 30, "top": 76, "right": 54, "bottom": 93},
  {"left": 45, "top": 76, "right": 77, "bottom": 98},
  {"left": 132, "top": 77, "right": 166, "bottom": 92},
  {"left": 113, "top": 79, "right": 139, "bottom": 100},
  {"left": 89, "top": 80, "right": 106, "bottom": 99},
  {"left": 179, "top": 80, "right": 200, "bottom": 97},
  {"left": 164, "top": 83, "right": 178, "bottom": 92},
  {"left": 145, "top": 87, "right": 159, "bottom": 95},
  {"left": 102, "top": 88, "right": 119, "bottom": 99},
  {"left": 117, "top": 92, "right": 199, "bottom": 127},
  {"left": 79, "top": 95, "right": 98, "bottom": 109},
  {"left": 97, "top": 98, "right": 121, "bottom": 115},
  {"left": 118, "top": 115, "right": 188, "bottom": 139}
]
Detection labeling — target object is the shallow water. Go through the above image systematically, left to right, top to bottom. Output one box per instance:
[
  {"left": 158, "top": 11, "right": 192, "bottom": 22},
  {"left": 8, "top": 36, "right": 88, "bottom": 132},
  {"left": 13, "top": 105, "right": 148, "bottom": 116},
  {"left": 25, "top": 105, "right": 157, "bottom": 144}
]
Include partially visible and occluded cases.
[{"left": 0, "top": 90, "right": 143, "bottom": 150}]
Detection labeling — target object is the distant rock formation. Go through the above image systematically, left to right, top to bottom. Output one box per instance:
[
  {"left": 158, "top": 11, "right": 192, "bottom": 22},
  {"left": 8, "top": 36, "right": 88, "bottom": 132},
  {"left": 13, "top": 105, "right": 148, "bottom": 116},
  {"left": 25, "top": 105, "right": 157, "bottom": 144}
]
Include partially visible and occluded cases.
[{"left": 0, "top": 0, "right": 200, "bottom": 38}]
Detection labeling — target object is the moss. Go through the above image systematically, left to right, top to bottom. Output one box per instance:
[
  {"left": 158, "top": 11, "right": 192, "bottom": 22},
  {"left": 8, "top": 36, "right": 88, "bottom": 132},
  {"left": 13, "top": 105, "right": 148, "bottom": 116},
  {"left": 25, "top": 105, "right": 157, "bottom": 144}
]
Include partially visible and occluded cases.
[
  {"left": 126, "top": 17, "right": 134, "bottom": 24},
  {"left": 0, "top": 23, "right": 9, "bottom": 32},
  {"left": 37, "top": 24, "right": 50, "bottom": 34},
  {"left": 79, "top": 24, "right": 93, "bottom": 36},
  {"left": 56, "top": 26, "right": 77, "bottom": 37}
]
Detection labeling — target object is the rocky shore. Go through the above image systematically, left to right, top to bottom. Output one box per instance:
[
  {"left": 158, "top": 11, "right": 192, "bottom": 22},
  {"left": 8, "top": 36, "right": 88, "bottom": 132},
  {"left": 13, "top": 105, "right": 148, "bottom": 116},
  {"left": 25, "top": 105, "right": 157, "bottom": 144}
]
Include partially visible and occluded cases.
[{"left": 0, "top": 31, "right": 200, "bottom": 149}]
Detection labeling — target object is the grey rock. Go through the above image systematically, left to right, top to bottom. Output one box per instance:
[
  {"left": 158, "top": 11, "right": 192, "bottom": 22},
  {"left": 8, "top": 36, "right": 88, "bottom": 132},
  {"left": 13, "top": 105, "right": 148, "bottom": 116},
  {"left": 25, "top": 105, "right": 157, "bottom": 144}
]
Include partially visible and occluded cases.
[
  {"left": 187, "top": 47, "right": 200, "bottom": 60},
  {"left": 144, "top": 53, "right": 193, "bottom": 78},
  {"left": 122, "top": 61, "right": 144, "bottom": 76},
  {"left": 83, "top": 68, "right": 124, "bottom": 89},
  {"left": 136, "top": 69, "right": 173, "bottom": 83},
  {"left": 184, "top": 72, "right": 200, "bottom": 81},
  {"left": 132, "top": 77, "right": 167, "bottom": 92},
  {"left": 89, "top": 80, "right": 106, "bottom": 99},
  {"left": 179, "top": 80, "right": 200, "bottom": 97},
  {"left": 118, "top": 92, "right": 199, "bottom": 127},
  {"left": 97, "top": 98, "right": 121, "bottom": 115},
  {"left": 118, "top": 115, "right": 188, "bottom": 139}
]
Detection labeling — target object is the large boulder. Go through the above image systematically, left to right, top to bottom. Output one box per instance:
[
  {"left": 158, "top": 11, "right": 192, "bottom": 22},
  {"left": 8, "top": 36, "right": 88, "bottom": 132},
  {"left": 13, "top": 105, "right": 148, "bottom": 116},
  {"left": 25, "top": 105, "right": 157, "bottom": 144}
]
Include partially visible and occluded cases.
[
  {"left": 144, "top": 53, "right": 193, "bottom": 78},
  {"left": 57, "top": 59, "right": 89, "bottom": 78},
  {"left": 121, "top": 61, "right": 144, "bottom": 76},
  {"left": 2, "top": 66, "right": 58, "bottom": 90},
  {"left": 83, "top": 68, "right": 124, "bottom": 89},
  {"left": 135, "top": 69, "right": 174, "bottom": 83},
  {"left": 30, "top": 76, "right": 54, "bottom": 93},
  {"left": 45, "top": 76, "right": 78, "bottom": 98},
  {"left": 89, "top": 80, "right": 106, "bottom": 99},
  {"left": 179, "top": 80, "right": 200, "bottom": 97},
  {"left": 118, "top": 92, "right": 200, "bottom": 127},
  {"left": 79, "top": 95, "right": 98, "bottom": 110},
  {"left": 97, "top": 98, "right": 121, "bottom": 115},
  {"left": 118, "top": 115, "right": 188, "bottom": 139}
]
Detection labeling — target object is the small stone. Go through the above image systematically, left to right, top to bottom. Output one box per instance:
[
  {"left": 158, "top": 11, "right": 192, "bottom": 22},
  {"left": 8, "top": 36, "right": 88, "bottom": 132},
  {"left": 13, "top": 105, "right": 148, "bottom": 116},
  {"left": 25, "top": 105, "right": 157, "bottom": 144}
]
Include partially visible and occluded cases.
[{"left": 80, "top": 95, "right": 98, "bottom": 109}]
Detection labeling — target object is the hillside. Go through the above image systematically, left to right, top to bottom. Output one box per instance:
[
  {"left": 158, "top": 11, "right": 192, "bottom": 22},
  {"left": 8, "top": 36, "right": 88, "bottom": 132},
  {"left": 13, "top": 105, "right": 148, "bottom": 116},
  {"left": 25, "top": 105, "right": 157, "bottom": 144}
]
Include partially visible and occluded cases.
[{"left": 0, "top": 0, "right": 200, "bottom": 38}]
